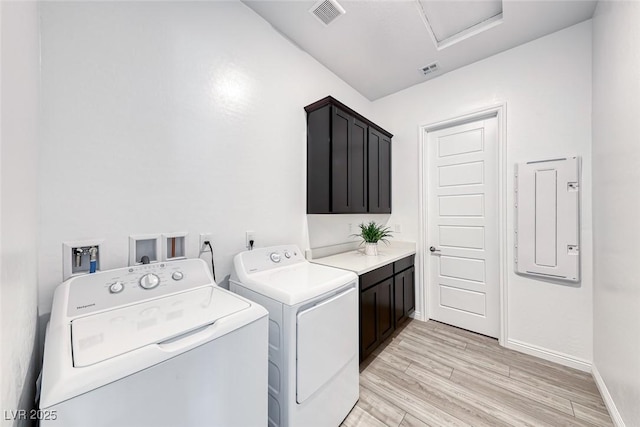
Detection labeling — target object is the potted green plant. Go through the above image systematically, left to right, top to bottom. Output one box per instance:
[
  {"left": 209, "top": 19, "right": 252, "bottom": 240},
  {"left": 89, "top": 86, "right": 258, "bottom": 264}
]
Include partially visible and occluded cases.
[{"left": 352, "top": 221, "right": 393, "bottom": 256}]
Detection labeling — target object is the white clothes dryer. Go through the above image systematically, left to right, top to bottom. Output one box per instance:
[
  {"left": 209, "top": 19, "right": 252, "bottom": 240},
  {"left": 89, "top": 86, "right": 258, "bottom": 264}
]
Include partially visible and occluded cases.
[
  {"left": 230, "top": 245, "right": 359, "bottom": 427},
  {"left": 40, "top": 258, "right": 268, "bottom": 427}
]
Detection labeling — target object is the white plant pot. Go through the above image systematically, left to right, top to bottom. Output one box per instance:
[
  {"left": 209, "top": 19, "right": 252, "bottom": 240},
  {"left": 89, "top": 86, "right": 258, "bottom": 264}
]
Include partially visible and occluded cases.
[{"left": 364, "top": 242, "right": 379, "bottom": 256}]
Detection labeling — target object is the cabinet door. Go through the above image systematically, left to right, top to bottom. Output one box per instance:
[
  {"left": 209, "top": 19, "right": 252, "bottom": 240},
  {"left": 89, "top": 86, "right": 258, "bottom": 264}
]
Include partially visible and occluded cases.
[
  {"left": 306, "top": 105, "right": 332, "bottom": 213},
  {"left": 332, "top": 107, "right": 351, "bottom": 213},
  {"left": 331, "top": 108, "right": 367, "bottom": 213},
  {"left": 350, "top": 118, "right": 368, "bottom": 213},
  {"left": 368, "top": 128, "right": 392, "bottom": 213},
  {"left": 394, "top": 267, "right": 416, "bottom": 327},
  {"left": 404, "top": 267, "right": 415, "bottom": 316},
  {"left": 394, "top": 272, "right": 406, "bottom": 326},
  {"left": 377, "top": 279, "right": 394, "bottom": 342},
  {"left": 360, "top": 285, "right": 378, "bottom": 360}
]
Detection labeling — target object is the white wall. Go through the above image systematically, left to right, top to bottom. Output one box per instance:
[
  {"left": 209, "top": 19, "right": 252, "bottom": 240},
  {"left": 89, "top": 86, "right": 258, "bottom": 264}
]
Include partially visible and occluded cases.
[
  {"left": 1, "top": 1, "right": 40, "bottom": 425},
  {"left": 37, "top": 1, "right": 373, "bottom": 313},
  {"left": 592, "top": 1, "right": 640, "bottom": 425},
  {"left": 372, "top": 21, "right": 593, "bottom": 366},
  {"left": 307, "top": 214, "right": 392, "bottom": 249}
]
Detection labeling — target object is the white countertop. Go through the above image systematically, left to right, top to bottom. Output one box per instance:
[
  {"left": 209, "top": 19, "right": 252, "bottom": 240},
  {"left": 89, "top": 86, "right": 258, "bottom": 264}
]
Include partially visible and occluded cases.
[{"left": 309, "top": 241, "right": 416, "bottom": 275}]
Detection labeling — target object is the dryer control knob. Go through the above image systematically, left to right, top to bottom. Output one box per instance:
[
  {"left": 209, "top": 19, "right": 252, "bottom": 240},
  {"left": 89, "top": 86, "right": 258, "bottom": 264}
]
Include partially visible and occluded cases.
[
  {"left": 270, "top": 252, "right": 281, "bottom": 263},
  {"left": 172, "top": 271, "right": 184, "bottom": 281},
  {"left": 139, "top": 273, "right": 160, "bottom": 290},
  {"left": 109, "top": 281, "right": 124, "bottom": 294}
]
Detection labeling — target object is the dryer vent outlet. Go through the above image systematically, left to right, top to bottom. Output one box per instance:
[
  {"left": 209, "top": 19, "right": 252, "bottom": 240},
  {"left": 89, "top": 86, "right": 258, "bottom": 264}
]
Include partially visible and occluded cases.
[{"left": 309, "top": 0, "right": 346, "bottom": 26}]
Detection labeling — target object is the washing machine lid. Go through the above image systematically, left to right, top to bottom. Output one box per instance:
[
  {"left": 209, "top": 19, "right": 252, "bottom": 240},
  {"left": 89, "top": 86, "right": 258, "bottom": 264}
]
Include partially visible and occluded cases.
[
  {"left": 238, "top": 263, "right": 357, "bottom": 305},
  {"left": 71, "top": 286, "right": 250, "bottom": 367}
]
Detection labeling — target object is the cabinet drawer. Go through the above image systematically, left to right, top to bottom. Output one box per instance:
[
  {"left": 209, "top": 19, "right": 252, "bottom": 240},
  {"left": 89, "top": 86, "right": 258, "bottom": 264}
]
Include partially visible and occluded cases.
[
  {"left": 394, "top": 255, "right": 415, "bottom": 274},
  {"left": 359, "top": 264, "right": 393, "bottom": 291}
]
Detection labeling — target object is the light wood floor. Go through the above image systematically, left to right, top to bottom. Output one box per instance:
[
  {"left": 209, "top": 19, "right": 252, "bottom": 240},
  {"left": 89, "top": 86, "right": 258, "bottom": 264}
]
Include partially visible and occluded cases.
[{"left": 343, "top": 319, "right": 612, "bottom": 427}]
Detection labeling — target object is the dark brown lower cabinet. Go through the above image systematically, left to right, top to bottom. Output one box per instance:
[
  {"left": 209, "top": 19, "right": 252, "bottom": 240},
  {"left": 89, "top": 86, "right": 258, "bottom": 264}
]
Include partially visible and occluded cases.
[
  {"left": 359, "top": 255, "right": 415, "bottom": 361},
  {"left": 394, "top": 266, "right": 415, "bottom": 326},
  {"left": 404, "top": 267, "right": 416, "bottom": 316},
  {"left": 360, "top": 278, "right": 394, "bottom": 358},
  {"left": 377, "top": 278, "right": 395, "bottom": 342},
  {"left": 360, "top": 285, "right": 377, "bottom": 357}
]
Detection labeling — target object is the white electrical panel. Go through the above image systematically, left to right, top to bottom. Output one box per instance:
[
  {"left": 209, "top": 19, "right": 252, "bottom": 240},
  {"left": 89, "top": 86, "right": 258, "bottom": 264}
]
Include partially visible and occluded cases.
[{"left": 515, "top": 156, "right": 580, "bottom": 282}]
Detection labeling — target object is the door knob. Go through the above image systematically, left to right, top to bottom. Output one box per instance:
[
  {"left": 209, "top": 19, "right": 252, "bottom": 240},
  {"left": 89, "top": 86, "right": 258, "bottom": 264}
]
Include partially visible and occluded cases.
[{"left": 429, "top": 246, "right": 441, "bottom": 254}]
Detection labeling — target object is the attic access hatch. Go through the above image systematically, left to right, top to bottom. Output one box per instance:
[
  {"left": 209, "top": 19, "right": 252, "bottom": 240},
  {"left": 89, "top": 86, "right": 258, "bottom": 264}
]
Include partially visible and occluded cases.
[
  {"left": 417, "top": 0, "right": 504, "bottom": 50},
  {"left": 514, "top": 157, "right": 581, "bottom": 283}
]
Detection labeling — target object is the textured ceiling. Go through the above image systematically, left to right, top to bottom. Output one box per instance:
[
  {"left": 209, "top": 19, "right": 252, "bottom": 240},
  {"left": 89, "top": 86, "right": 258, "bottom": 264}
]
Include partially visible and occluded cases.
[{"left": 244, "top": 0, "right": 597, "bottom": 100}]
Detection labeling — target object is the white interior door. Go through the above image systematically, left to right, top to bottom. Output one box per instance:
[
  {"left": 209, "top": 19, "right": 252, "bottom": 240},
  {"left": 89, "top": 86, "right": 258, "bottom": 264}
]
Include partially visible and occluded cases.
[{"left": 427, "top": 117, "right": 499, "bottom": 338}]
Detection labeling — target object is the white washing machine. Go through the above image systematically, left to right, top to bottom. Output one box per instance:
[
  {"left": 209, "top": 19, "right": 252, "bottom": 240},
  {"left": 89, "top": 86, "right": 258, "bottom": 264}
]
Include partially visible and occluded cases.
[
  {"left": 230, "top": 245, "right": 359, "bottom": 427},
  {"left": 39, "top": 258, "right": 268, "bottom": 427}
]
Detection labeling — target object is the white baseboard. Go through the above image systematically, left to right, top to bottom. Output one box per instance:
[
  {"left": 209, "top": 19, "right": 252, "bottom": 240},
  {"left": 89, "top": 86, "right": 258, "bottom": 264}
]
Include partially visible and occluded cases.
[
  {"left": 410, "top": 310, "right": 426, "bottom": 322},
  {"left": 505, "top": 338, "right": 592, "bottom": 372},
  {"left": 592, "top": 364, "right": 626, "bottom": 427}
]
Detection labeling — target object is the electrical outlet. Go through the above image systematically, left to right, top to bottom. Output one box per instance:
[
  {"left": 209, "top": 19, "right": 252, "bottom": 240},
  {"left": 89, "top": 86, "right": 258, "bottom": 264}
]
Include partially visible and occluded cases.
[
  {"left": 348, "top": 223, "right": 354, "bottom": 233},
  {"left": 394, "top": 223, "right": 402, "bottom": 233},
  {"left": 246, "top": 231, "right": 256, "bottom": 249},
  {"left": 200, "top": 233, "right": 213, "bottom": 253}
]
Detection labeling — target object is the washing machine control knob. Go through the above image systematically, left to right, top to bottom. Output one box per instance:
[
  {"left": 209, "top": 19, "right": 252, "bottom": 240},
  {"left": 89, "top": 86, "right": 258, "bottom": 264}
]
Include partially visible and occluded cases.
[
  {"left": 270, "top": 252, "right": 281, "bottom": 263},
  {"left": 172, "top": 271, "right": 184, "bottom": 281},
  {"left": 139, "top": 273, "right": 160, "bottom": 290},
  {"left": 109, "top": 281, "right": 124, "bottom": 294}
]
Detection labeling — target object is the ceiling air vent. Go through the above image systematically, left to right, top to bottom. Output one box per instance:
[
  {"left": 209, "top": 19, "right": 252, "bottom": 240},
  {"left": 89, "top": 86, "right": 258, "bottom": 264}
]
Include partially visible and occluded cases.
[
  {"left": 309, "top": 0, "right": 346, "bottom": 27},
  {"left": 420, "top": 62, "right": 440, "bottom": 76}
]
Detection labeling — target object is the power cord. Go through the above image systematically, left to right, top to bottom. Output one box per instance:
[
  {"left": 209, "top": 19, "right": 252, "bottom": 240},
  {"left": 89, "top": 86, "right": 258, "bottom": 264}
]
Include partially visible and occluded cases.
[
  {"left": 249, "top": 239, "right": 254, "bottom": 251},
  {"left": 204, "top": 241, "right": 217, "bottom": 282}
]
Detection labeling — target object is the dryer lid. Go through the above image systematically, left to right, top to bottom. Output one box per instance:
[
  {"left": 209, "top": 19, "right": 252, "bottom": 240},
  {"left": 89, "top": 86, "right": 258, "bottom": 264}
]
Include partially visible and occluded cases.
[{"left": 71, "top": 286, "right": 249, "bottom": 367}]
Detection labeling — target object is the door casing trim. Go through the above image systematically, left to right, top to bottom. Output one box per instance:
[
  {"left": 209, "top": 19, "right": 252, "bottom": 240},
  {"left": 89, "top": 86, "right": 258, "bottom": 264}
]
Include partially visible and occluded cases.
[{"left": 417, "top": 103, "right": 508, "bottom": 345}]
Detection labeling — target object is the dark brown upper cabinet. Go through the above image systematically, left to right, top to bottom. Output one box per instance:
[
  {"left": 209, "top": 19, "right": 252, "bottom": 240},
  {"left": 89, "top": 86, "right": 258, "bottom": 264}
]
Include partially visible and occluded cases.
[
  {"left": 305, "top": 96, "right": 392, "bottom": 214},
  {"left": 331, "top": 108, "right": 368, "bottom": 213},
  {"left": 368, "top": 128, "right": 392, "bottom": 213}
]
